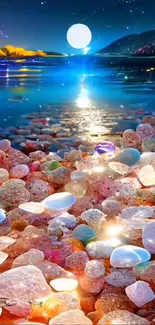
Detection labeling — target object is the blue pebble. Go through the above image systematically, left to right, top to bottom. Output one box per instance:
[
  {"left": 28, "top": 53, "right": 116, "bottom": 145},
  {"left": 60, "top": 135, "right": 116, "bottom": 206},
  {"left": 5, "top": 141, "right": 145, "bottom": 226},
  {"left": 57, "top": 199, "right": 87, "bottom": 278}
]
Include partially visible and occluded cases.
[
  {"left": 113, "top": 148, "right": 140, "bottom": 166},
  {"left": 72, "top": 225, "right": 95, "bottom": 243}
]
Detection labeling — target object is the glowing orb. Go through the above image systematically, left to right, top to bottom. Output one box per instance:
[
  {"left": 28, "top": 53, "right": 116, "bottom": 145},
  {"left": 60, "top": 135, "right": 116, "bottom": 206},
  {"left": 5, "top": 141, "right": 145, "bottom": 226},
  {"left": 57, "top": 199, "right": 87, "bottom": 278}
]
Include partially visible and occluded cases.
[{"left": 67, "top": 24, "right": 92, "bottom": 49}]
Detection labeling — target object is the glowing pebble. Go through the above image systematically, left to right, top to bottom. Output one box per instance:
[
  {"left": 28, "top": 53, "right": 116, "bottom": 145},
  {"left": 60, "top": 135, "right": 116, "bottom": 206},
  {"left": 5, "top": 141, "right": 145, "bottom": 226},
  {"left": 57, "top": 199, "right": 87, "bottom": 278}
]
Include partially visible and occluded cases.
[
  {"left": 67, "top": 24, "right": 92, "bottom": 49},
  {"left": 95, "top": 141, "right": 116, "bottom": 154},
  {"left": 108, "top": 162, "right": 131, "bottom": 176},
  {"left": 138, "top": 165, "right": 155, "bottom": 186},
  {"left": 71, "top": 170, "right": 86, "bottom": 181},
  {"left": 42, "top": 192, "right": 76, "bottom": 212},
  {"left": 19, "top": 202, "right": 45, "bottom": 214},
  {"left": 0, "top": 209, "right": 6, "bottom": 223},
  {"left": 72, "top": 224, "right": 95, "bottom": 243},
  {"left": 0, "top": 236, "right": 16, "bottom": 250},
  {"left": 110, "top": 245, "right": 151, "bottom": 268},
  {"left": 0, "top": 251, "right": 8, "bottom": 264},
  {"left": 50, "top": 278, "right": 78, "bottom": 292},
  {"left": 125, "top": 281, "right": 155, "bottom": 307},
  {"left": 49, "top": 310, "right": 92, "bottom": 325}
]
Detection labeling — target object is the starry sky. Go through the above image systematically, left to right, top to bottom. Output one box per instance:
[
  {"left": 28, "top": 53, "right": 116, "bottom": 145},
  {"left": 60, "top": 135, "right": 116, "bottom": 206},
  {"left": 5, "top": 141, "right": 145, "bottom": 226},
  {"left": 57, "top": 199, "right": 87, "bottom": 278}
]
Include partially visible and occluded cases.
[{"left": 0, "top": 0, "right": 155, "bottom": 53}]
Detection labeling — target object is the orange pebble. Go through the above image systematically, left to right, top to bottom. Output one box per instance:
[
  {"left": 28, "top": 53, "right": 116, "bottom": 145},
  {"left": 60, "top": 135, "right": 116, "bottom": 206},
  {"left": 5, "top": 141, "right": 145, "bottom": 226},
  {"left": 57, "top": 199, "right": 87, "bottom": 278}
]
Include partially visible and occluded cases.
[
  {"left": 12, "top": 219, "right": 28, "bottom": 231},
  {"left": 66, "top": 238, "right": 85, "bottom": 252},
  {"left": 80, "top": 296, "right": 96, "bottom": 313},
  {"left": 0, "top": 309, "right": 21, "bottom": 325},
  {"left": 87, "top": 310, "right": 104, "bottom": 325}
]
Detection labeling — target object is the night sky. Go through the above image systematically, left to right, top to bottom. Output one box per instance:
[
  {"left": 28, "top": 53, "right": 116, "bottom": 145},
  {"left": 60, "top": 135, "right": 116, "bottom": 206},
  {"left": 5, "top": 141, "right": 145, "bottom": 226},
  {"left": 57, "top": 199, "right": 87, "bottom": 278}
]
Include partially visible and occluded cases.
[{"left": 0, "top": 0, "right": 155, "bottom": 53}]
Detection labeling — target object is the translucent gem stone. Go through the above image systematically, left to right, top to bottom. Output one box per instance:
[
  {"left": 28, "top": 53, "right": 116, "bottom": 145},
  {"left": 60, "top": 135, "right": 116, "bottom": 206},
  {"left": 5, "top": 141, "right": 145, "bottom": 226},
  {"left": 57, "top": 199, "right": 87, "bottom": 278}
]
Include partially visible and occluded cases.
[
  {"left": 95, "top": 141, "right": 116, "bottom": 155},
  {"left": 112, "top": 148, "right": 140, "bottom": 166},
  {"left": 139, "top": 152, "right": 155, "bottom": 168},
  {"left": 108, "top": 162, "right": 131, "bottom": 176},
  {"left": 138, "top": 165, "right": 155, "bottom": 186},
  {"left": 48, "top": 167, "right": 71, "bottom": 185},
  {"left": 71, "top": 170, "right": 86, "bottom": 181},
  {"left": 64, "top": 180, "right": 88, "bottom": 198},
  {"left": 42, "top": 192, "right": 76, "bottom": 212},
  {"left": 101, "top": 199, "right": 123, "bottom": 217},
  {"left": 19, "top": 202, "right": 45, "bottom": 214},
  {"left": 120, "top": 206, "right": 153, "bottom": 219},
  {"left": 0, "top": 209, "right": 6, "bottom": 223},
  {"left": 48, "top": 212, "right": 77, "bottom": 230},
  {"left": 142, "top": 220, "right": 155, "bottom": 254},
  {"left": 72, "top": 225, "right": 95, "bottom": 243},
  {"left": 0, "top": 236, "right": 16, "bottom": 250},
  {"left": 86, "top": 241, "right": 113, "bottom": 259},
  {"left": 110, "top": 245, "right": 151, "bottom": 268},
  {"left": 12, "top": 249, "right": 44, "bottom": 268},
  {"left": 0, "top": 251, "right": 8, "bottom": 264},
  {"left": 37, "top": 260, "right": 64, "bottom": 281},
  {"left": 84, "top": 260, "right": 105, "bottom": 278},
  {"left": 133, "top": 261, "right": 155, "bottom": 283},
  {"left": 0, "top": 265, "right": 51, "bottom": 315},
  {"left": 105, "top": 269, "right": 136, "bottom": 288},
  {"left": 79, "top": 275, "right": 104, "bottom": 294},
  {"left": 50, "top": 278, "right": 78, "bottom": 292},
  {"left": 125, "top": 281, "right": 155, "bottom": 307},
  {"left": 52, "top": 292, "right": 80, "bottom": 310},
  {"left": 49, "top": 309, "right": 92, "bottom": 325},
  {"left": 98, "top": 310, "right": 150, "bottom": 325}
]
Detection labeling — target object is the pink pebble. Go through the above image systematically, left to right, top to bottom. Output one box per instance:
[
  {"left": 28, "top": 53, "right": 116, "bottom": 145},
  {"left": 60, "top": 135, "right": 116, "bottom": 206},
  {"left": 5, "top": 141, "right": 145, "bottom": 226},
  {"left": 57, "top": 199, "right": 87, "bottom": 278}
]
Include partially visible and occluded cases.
[{"left": 0, "top": 139, "right": 11, "bottom": 152}]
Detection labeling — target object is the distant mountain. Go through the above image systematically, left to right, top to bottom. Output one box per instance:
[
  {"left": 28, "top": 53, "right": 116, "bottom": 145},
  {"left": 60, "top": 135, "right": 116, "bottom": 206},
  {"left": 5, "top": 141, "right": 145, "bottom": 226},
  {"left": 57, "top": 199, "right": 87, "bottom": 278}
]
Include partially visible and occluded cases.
[{"left": 97, "top": 30, "right": 155, "bottom": 56}]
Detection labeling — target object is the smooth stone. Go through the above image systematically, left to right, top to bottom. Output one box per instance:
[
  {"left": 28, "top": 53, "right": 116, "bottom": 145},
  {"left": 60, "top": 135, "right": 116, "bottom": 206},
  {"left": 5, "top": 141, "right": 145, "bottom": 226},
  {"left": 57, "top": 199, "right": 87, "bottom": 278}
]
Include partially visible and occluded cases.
[
  {"left": 136, "top": 123, "right": 155, "bottom": 140},
  {"left": 142, "top": 138, "right": 155, "bottom": 152},
  {"left": 0, "top": 139, "right": 11, "bottom": 152},
  {"left": 95, "top": 141, "right": 116, "bottom": 154},
  {"left": 112, "top": 148, "right": 140, "bottom": 166},
  {"left": 57, "top": 149, "right": 70, "bottom": 158},
  {"left": 139, "top": 152, "right": 155, "bottom": 168},
  {"left": 48, "top": 160, "right": 61, "bottom": 171},
  {"left": 108, "top": 161, "right": 131, "bottom": 176},
  {"left": 10, "top": 164, "right": 29, "bottom": 178},
  {"left": 138, "top": 165, "right": 155, "bottom": 186},
  {"left": 0, "top": 168, "right": 9, "bottom": 185},
  {"left": 71, "top": 170, "right": 86, "bottom": 181},
  {"left": 42, "top": 192, "right": 76, "bottom": 212},
  {"left": 19, "top": 202, "right": 45, "bottom": 214},
  {"left": 120, "top": 206, "right": 153, "bottom": 219},
  {"left": 0, "top": 209, "right": 6, "bottom": 223},
  {"left": 81, "top": 209, "right": 106, "bottom": 230},
  {"left": 48, "top": 212, "right": 77, "bottom": 230},
  {"left": 142, "top": 220, "right": 155, "bottom": 254},
  {"left": 72, "top": 225, "right": 95, "bottom": 243},
  {"left": 0, "top": 236, "right": 16, "bottom": 250},
  {"left": 86, "top": 241, "right": 114, "bottom": 259},
  {"left": 110, "top": 245, "right": 151, "bottom": 268},
  {"left": 12, "top": 249, "right": 44, "bottom": 268},
  {"left": 0, "top": 251, "right": 8, "bottom": 264},
  {"left": 66, "top": 251, "right": 89, "bottom": 271},
  {"left": 84, "top": 260, "right": 105, "bottom": 278},
  {"left": 0, "top": 265, "right": 51, "bottom": 315},
  {"left": 105, "top": 269, "right": 136, "bottom": 288},
  {"left": 50, "top": 278, "right": 78, "bottom": 292},
  {"left": 125, "top": 281, "right": 155, "bottom": 307},
  {"left": 52, "top": 292, "right": 80, "bottom": 310},
  {"left": 49, "top": 309, "right": 92, "bottom": 325},
  {"left": 98, "top": 310, "right": 150, "bottom": 325}
]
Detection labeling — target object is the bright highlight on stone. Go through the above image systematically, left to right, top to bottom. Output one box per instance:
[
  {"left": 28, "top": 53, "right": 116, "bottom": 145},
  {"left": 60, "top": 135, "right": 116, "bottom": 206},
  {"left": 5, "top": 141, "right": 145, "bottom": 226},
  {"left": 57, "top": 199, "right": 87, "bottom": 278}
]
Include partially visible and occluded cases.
[
  {"left": 66, "top": 24, "right": 92, "bottom": 49},
  {"left": 50, "top": 278, "right": 78, "bottom": 291}
]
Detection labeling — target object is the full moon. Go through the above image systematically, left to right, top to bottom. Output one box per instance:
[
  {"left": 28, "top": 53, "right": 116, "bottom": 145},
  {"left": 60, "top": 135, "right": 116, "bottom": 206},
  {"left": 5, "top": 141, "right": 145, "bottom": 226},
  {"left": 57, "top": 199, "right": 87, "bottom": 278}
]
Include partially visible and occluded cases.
[{"left": 66, "top": 24, "right": 92, "bottom": 49}]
